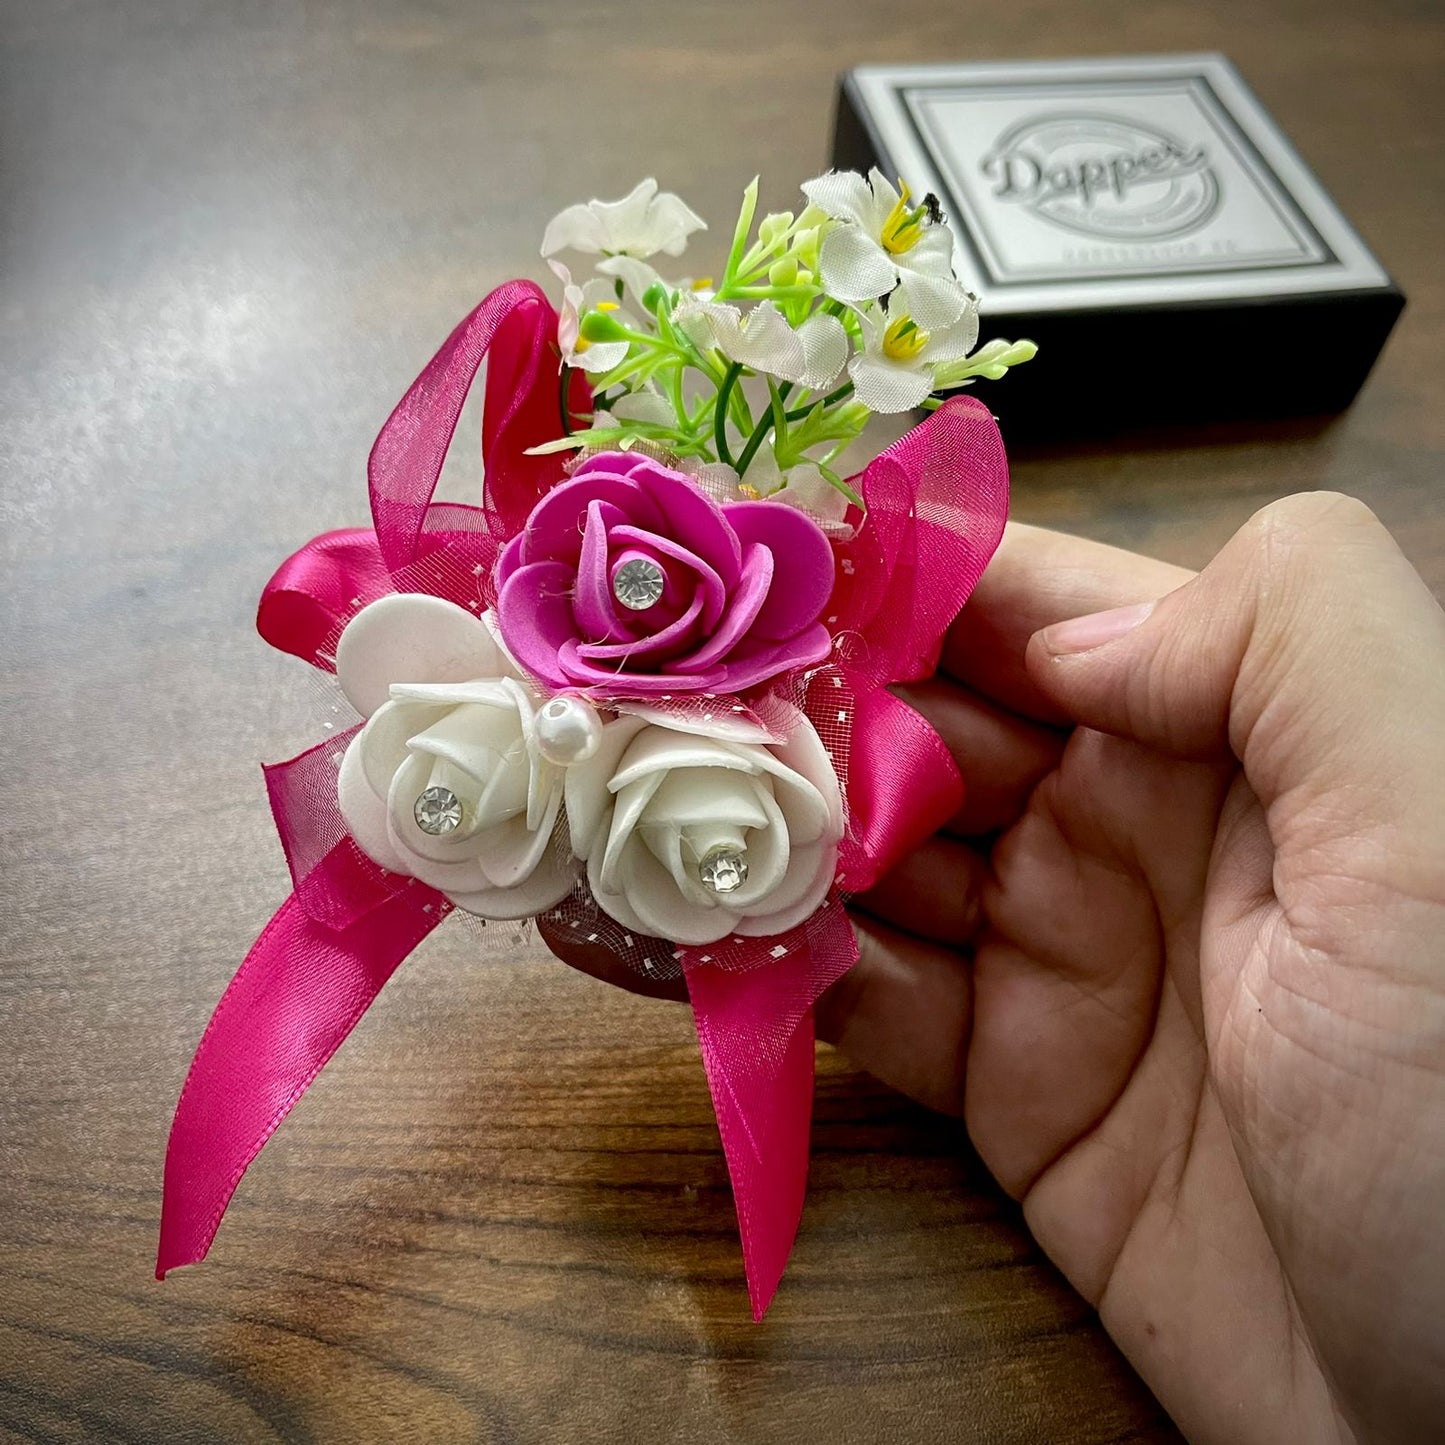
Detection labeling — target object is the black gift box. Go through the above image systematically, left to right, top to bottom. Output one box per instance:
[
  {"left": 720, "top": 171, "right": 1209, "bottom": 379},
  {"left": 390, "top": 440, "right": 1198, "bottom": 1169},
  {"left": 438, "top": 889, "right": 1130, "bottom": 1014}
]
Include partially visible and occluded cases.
[{"left": 831, "top": 54, "right": 1404, "bottom": 442}]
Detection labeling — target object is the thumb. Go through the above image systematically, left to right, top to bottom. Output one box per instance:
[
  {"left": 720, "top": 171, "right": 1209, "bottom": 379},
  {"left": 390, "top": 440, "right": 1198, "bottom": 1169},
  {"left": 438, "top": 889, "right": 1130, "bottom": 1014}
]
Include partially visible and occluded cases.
[{"left": 1026, "top": 492, "right": 1445, "bottom": 825}]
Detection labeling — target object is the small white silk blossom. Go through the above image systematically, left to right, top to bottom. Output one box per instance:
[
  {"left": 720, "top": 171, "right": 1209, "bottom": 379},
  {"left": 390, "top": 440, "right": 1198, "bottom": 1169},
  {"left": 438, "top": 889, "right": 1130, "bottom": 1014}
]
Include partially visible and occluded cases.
[
  {"left": 802, "top": 168, "right": 969, "bottom": 331},
  {"left": 541, "top": 178, "right": 706, "bottom": 261},
  {"left": 549, "top": 259, "right": 632, "bottom": 374},
  {"left": 674, "top": 296, "right": 848, "bottom": 392},
  {"left": 847, "top": 303, "right": 981, "bottom": 414}
]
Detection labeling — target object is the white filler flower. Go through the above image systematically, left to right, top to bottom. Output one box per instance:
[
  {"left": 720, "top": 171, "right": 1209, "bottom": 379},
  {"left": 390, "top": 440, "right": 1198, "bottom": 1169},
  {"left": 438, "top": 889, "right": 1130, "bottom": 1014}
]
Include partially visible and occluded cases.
[
  {"left": 802, "top": 169, "right": 969, "bottom": 331},
  {"left": 541, "top": 178, "right": 706, "bottom": 260},
  {"left": 550, "top": 259, "right": 632, "bottom": 374},
  {"left": 674, "top": 296, "right": 847, "bottom": 391},
  {"left": 848, "top": 303, "right": 981, "bottom": 414}
]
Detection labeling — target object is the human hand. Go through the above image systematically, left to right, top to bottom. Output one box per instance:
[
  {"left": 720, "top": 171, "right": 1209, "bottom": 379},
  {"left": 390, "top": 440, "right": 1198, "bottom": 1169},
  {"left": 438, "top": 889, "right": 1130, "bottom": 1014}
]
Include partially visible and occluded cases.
[{"left": 545, "top": 495, "right": 1445, "bottom": 1445}]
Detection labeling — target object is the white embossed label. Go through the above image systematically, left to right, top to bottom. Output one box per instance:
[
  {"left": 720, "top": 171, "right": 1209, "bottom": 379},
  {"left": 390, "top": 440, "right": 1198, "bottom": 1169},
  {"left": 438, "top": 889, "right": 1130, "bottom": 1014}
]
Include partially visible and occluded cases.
[{"left": 848, "top": 56, "right": 1389, "bottom": 311}]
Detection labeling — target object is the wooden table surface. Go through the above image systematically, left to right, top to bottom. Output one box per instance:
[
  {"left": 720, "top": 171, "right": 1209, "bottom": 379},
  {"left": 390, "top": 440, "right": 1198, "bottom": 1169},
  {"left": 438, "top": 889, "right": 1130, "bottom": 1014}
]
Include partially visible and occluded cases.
[{"left": 2, "top": 1, "right": 1441, "bottom": 1441}]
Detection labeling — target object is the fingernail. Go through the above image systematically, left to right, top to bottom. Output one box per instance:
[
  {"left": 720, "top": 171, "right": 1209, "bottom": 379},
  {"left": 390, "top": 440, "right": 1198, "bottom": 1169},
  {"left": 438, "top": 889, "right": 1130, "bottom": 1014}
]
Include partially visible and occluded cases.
[{"left": 1040, "top": 600, "right": 1155, "bottom": 656}]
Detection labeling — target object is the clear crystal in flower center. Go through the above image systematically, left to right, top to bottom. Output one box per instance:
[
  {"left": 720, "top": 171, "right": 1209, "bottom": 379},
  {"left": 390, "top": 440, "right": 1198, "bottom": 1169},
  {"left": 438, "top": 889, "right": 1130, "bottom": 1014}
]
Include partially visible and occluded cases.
[
  {"left": 613, "top": 558, "right": 665, "bottom": 611},
  {"left": 414, "top": 786, "right": 463, "bottom": 836},
  {"left": 699, "top": 846, "right": 748, "bottom": 895}
]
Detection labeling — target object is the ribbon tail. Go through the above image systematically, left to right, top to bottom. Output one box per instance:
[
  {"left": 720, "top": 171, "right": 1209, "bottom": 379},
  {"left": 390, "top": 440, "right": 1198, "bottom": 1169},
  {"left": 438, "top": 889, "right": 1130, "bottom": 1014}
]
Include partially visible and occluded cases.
[
  {"left": 156, "top": 874, "right": 447, "bottom": 1278},
  {"left": 683, "top": 899, "right": 859, "bottom": 1319}
]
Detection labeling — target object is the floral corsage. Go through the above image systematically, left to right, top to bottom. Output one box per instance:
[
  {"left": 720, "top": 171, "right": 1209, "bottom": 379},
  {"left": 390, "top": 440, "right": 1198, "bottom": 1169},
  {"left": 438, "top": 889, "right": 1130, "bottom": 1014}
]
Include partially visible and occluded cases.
[{"left": 159, "top": 172, "right": 1033, "bottom": 1317}]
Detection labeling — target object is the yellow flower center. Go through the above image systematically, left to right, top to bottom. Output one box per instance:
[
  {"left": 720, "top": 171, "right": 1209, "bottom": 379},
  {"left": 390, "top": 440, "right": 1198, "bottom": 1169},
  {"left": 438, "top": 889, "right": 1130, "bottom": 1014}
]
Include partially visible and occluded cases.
[
  {"left": 880, "top": 180, "right": 927, "bottom": 256},
  {"left": 690, "top": 277, "right": 713, "bottom": 291},
  {"left": 595, "top": 300, "right": 619, "bottom": 312},
  {"left": 882, "top": 314, "right": 928, "bottom": 363}
]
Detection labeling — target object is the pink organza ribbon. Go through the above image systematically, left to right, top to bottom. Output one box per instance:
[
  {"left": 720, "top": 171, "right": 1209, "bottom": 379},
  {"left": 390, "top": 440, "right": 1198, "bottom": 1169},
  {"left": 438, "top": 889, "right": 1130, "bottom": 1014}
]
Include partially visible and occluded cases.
[
  {"left": 157, "top": 282, "right": 1009, "bottom": 1319},
  {"left": 833, "top": 397, "right": 1010, "bottom": 888}
]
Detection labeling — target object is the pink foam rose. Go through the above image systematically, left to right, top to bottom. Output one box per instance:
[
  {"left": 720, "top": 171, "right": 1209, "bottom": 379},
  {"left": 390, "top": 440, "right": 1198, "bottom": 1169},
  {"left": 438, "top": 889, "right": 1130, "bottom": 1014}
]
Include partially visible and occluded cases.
[{"left": 495, "top": 452, "right": 835, "bottom": 695}]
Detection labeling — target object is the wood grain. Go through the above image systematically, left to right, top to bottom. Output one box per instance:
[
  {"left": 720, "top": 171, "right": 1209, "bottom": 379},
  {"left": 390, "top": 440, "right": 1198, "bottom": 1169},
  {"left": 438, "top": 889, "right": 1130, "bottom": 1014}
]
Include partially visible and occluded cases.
[{"left": 2, "top": 0, "right": 1441, "bottom": 1440}]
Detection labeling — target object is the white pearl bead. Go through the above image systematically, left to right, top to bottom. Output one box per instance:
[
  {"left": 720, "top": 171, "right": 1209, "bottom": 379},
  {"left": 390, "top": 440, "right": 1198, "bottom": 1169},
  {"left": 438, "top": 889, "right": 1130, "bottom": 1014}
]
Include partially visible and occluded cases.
[{"left": 535, "top": 695, "right": 603, "bottom": 765}]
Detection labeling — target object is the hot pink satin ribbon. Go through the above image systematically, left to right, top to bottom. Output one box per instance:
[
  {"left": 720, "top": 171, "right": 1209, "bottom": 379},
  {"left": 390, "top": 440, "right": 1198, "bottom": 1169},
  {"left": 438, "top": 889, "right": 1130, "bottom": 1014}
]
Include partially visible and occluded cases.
[
  {"left": 160, "top": 281, "right": 571, "bottom": 1280},
  {"left": 156, "top": 284, "right": 1010, "bottom": 1318},
  {"left": 677, "top": 397, "right": 1009, "bottom": 1314},
  {"left": 156, "top": 866, "right": 449, "bottom": 1277},
  {"left": 680, "top": 894, "right": 859, "bottom": 1319}
]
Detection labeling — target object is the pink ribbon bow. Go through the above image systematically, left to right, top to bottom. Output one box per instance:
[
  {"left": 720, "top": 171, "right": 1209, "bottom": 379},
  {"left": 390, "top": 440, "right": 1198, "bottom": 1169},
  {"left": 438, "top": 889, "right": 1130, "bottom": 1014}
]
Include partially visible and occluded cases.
[{"left": 157, "top": 281, "right": 1008, "bottom": 1318}]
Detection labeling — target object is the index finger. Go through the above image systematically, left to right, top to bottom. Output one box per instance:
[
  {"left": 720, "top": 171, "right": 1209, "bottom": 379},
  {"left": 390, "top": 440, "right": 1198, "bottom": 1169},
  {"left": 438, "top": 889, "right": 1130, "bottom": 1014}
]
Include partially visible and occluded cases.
[{"left": 941, "top": 522, "right": 1195, "bottom": 722}]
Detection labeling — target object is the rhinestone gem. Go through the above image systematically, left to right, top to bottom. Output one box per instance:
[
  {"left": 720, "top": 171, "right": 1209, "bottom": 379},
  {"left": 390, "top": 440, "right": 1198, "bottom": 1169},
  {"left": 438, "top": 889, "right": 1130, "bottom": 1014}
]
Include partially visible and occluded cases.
[
  {"left": 613, "top": 558, "right": 665, "bottom": 611},
  {"left": 414, "top": 786, "right": 463, "bottom": 836},
  {"left": 699, "top": 847, "right": 748, "bottom": 895}
]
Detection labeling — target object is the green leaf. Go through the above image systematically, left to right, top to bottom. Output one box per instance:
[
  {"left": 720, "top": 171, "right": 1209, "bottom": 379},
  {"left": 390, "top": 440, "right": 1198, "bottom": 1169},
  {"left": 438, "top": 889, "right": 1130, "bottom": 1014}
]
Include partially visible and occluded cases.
[{"left": 723, "top": 177, "right": 760, "bottom": 288}]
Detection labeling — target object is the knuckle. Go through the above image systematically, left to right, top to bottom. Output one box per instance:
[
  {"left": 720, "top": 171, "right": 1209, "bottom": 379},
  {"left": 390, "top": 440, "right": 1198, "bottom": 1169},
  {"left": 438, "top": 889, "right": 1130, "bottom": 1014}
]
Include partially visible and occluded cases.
[
  {"left": 1245, "top": 491, "right": 1386, "bottom": 559},
  {"left": 1227, "top": 492, "right": 1394, "bottom": 749},
  {"left": 1237, "top": 493, "right": 1394, "bottom": 617}
]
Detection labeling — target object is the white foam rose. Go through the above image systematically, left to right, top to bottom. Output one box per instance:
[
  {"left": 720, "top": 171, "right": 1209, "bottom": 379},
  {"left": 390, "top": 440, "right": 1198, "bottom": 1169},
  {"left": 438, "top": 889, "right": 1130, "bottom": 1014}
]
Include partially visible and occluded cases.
[
  {"left": 334, "top": 593, "right": 588, "bottom": 919},
  {"left": 565, "top": 704, "right": 844, "bottom": 946}
]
